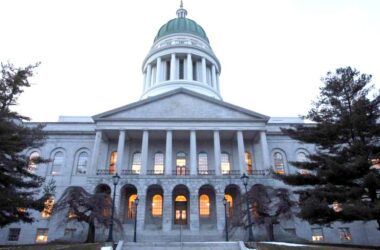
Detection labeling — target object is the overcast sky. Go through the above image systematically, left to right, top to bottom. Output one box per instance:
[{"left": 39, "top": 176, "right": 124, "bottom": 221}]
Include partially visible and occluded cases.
[{"left": 1, "top": 0, "right": 379, "bottom": 122}]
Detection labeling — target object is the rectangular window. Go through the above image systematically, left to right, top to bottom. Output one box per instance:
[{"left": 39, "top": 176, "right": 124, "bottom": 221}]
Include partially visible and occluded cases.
[
  {"left": 179, "top": 59, "right": 184, "bottom": 80},
  {"left": 165, "top": 61, "right": 170, "bottom": 80},
  {"left": 339, "top": 227, "right": 352, "bottom": 241},
  {"left": 8, "top": 228, "right": 20, "bottom": 241},
  {"left": 36, "top": 228, "right": 48, "bottom": 243},
  {"left": 64, "top": 228, "right": 76, "bottom": 238},
  {"left": 311, "top": 228, "right": 324, "bottom": 241}
]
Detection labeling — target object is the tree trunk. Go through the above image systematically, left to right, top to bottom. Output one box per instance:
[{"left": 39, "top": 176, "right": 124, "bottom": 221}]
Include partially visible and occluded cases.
[
  {"left": 264, "top": 218, "right": 275, "bottom": 241},
  {"left": 86, "top": 220, "right": 96, "bottom": 243}
]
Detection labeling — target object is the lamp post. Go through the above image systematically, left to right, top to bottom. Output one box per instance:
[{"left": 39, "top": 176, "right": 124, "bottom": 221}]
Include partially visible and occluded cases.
[
  {"left": 106, "top": 173, "right": 120, "bottom": 243},
  {"left": 241, "top": 173, "right": 254, "bottom": 242},
  {"left": 133, "top": 196, "right": 139, "bottom": 242},
  {"left": 223, "top": 197, "right": 229, "bottom": 241}
]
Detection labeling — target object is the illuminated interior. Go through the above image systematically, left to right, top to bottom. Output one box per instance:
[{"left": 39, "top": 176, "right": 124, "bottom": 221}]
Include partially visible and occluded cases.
[
  {"left": 109, "top": 151, "right": 117, "bottom": 174},
  {"left": 128, "top": 194, "right": 138, "bottom": 219},
  {"left": 152, "top": 194, "right": 163, "bottom": 217},
  {"left": 199, "top": 194, "right": 210, "bottom": 217}
]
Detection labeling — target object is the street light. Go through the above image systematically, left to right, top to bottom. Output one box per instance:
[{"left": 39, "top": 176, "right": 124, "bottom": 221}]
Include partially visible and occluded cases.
[
  {"left": 106, "top": 173, "right": 120, "bottom": 243},
  {"left": 241, "top": 173, "right": 254, "bottom": 242},
  {"left": 133, "top": 196, "right": 139, "bottom": 242},
  {"left": 223, "top": 197, "right": 229, "bottom": 241}
]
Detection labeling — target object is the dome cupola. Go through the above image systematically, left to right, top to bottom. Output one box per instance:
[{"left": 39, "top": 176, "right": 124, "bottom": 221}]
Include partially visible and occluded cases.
[{"left": 141, "top": 2, "right": 222, "bottom": 100}]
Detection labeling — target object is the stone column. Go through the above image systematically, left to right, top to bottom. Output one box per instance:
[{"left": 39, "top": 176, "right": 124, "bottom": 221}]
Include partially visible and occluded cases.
[
  {"left": 170, "top": 53, "right": 176, "bottom": 81},
  {"left": 187, "top": 53, "right": 193, "bottom": 80},
  {"left": 156, "top": 57, "right": 161, "bottom": 84},
  {"left": 201, "top": 57, "right": 207, "bottom": 84},
  {"left": 146, "top": 64, "right": 152, "bottom": 87},
  {"left": 211, "top": 65, "right": 217, "bottom": 88},
  {"left": 143, "top": 72, "right": 147, "bottom": 91},
  {"left": 216, "top": 73, "right": 220, "bottom": 92},
  {"left": 116, "top": 130, "right": 126, "bottom": 172},
  {"left": 141, "top": 130, "right": 149, "bottom": 175},
  {"left": 165, "top": 130, "right": 173, "bottom": 175},
  {"left": 190, "top": 130, "right": 197, "bottom": 175},
  {"left": 214, "top": 130, "right": 221, "bottom": 175},
  {"left": 237, "top": 130, "right": 246, "bottom": 174},
  {"left": 90, "top": 131, "right": 102, "bottom": 175},
  {"left": 260, "top": 131, "right": 270, "bottom": 170},
  {"left": 216, "top": 192, "right": 225, "bottom": 231},
  {"left": 162, "top": 193, "right": 172, "bottom": 232},
  {"left": 189, "top": 193, "right": 199, "bottom": 231},
  {"left": 136, "top": 194, "right": 146, "bottom": 231}
]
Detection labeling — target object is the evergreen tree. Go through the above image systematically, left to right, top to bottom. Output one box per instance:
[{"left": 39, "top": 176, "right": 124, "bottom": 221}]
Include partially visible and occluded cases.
[
  {"left": 0, "top": 62, "right": 52, "bottom": 226},
  {"left": 279, "top": 67, "right": 380, "bottom": 228}
]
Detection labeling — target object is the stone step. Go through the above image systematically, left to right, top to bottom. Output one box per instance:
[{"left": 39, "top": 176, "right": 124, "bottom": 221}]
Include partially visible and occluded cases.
[{"left": 123, "top": 241, "right": 242, "bottom": 250}]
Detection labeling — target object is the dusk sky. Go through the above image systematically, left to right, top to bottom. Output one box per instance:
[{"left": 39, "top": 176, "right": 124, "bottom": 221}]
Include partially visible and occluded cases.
[{"left": 1, "top": 0, "right": 379, "bottom": 121}]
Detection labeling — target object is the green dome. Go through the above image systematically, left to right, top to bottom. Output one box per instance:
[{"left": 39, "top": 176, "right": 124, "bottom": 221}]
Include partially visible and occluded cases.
[{"left": 154, "top": 17, "right": 209, "bottom": 43}]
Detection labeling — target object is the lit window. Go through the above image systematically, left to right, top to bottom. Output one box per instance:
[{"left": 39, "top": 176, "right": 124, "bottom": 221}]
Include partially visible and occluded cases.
[
  {"left": 28, "top": 151, "right": 39, "bottom": 173},
  {"left": 51, "top": 151, "right": 64, "bottom": 175},
  {"left": 109, "top": 151, "right": 117, "bottom": 174},
  {"left": 245, "top": 151, "right": 253, "bottom": 175},
  {"left": 76, "top": 152, "right": 88, "bottom": 175},
  {"left": 132, "top": 152, "right": 141, "bottom": 174},
  {"left": 176, "top": 152, "right": 186, "bottom": 175},
  {"left": 273, "top": 152, "right": 285, "bottom": 175},
  {"left": 154, "top": 153, "right": 164, "bottom": 174},
  {"left": 198, "top": 153, "right": 208, "bottom": 174},
  {"left": 221, "top": 153, "right": 231, "bottom": 174},
  {"left": 128, "top": 194, "right": 138, "bottom": 219},
  {"left": 152, "top": 194, "right": 163, "bottom": 217},
  {"left": 199, "top": 194, "right": 210, "bottom": 217},
  {"left": 224, "top": 194, "right": 233, "bottom": 217},
  {"left": 175, "top": 195, "right": 187, "bottom": 202},
  {"left": 41, "top": 197, "right": 54, "bottom": 218},
  {"left": 68, "top": 209, "right": 77, "bottom": 219},
  {"left": 339, "top": 227, "right": 352, "bottom": 241},
  {"left": 8, "top": 228, "right": 20, "bottom": 241},
  {"left": 35, "top": 228, "right": 48, "bottom": 243},
  {"left": 64, "top": 228, "right": 76, "bottom": 238},
  {"left": 311, "top": 228, "right": 324, "bottom": 241}
]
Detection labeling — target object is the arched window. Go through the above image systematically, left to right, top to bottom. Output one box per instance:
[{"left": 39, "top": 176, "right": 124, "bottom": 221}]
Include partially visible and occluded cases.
[
  {"left": 28, "top": 151, "right": 39, "bottom": 173},
  {"left": 51, "top": 151, "right": 64, "bottom": 175},
  {"left": 76, "top": 151, "right": 89, "bottom": 175},
  {"left": 109, "top": 151, "right": 117, "bottom": 174},
  {"left": 245, "top": 151, "right": 253, "bottom": 175},
  {"left": 131, "top": 152, "right": 141, "bottom": 174},
  {"left": 154, "top": 152, "right": 164, "bottom": 174},
  {"left": 176, "top": 152, "right": 186, "bottom": 175},
  {"left": 198, "top": 152, "right": 208, "bottom": 174},
  {"left": 274, "top": 152, "right": 285, "bottom": 175},
  {"left": 221, "top": 153, "right": 231, "bottom": 175},
  {"left": 128, "top": 194, "right": 138, "bottom": 219},
  {"left": 152, "top": 194, "right": 163, "bottom": 217},
  {"left": 199, "top": 194, "right": 210, "bottom": 217},
  {"left": 224, "top": 194, "right": 233, "bottom": 217},
  {"left": 175, "top": 195, "right": 187, "bottom": 202}
]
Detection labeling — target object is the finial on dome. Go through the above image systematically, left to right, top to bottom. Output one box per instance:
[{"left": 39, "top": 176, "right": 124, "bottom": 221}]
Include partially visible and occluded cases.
[{"left": 176, "top": 0, "right": 187, "bottom": 18}]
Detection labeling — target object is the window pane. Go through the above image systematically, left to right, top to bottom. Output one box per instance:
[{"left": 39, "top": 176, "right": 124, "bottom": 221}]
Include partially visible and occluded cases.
[
  {"left": 109, "top": 151, "right": 117, "bottom": 174},
  {"left": 245, "top": 151, "right": 253, "bottom": 174},
  {"left": 28, "top": 152, "right": 39, "bottom": 173},
  {"left": 52, "top": 152, "right": 63, "bottom": 175},
  {"left": 76, "top": 152, "right": 88, "bottom": 175},
  {"left": 274, "top": 152, "right": 285, "bottom": 175},
  {"left": 132, "top": 153, "right": 141, "bottom": 174},
  {"left": 154, "top": 153, "right": 164, "bottom": 174},
  {"left": 198, "top": 153, "right": 208, "bottom": 172},
  {"left": 221, "top": 153, "right": 230, "bottom": 174},
  {"left": 128, "top": 194, "right": 138, "bottom": 219},
  {"left": 152, "top": 194, "right": 163, "bottom": 217},
  {"left": 199, "top": 194, "right": 210, "bottom": 217},
  {"left": 224, "top": 194, "right": 233, "bottom": 217},
  {"left": 175, "top": 195, "right": 187, "bottom": 202},
  {"left": 41, "top": 197, "right": 54, "bottom": 218},
  {"left": 339, "top": 227, "right": 352, "bottom": 241},
  {"left": 8, "top": 228, "right": 20, "bottom": 241},
  {"left": 36, "top": 228, "right": 48, "bottom": 243},
  {"left": 311, "top": 228, "right": 324, "bottom": 241}
]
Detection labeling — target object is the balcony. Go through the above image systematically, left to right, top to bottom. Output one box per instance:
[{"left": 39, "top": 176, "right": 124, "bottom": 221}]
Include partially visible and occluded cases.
[
  {"left": 120, "top": 169, "right": 140, "bottom": 175},
  {"left": 172, "top": 169, "right": 190, "bottom": 176},
  {"left": 248, "top": 169, "right": 270, "bottom": 176},
  {"left": 147, "top": 170, "right": 164, "bottom": 175},
  {"left": 221, "top": 170, "right": 240, "bottom": 176}
]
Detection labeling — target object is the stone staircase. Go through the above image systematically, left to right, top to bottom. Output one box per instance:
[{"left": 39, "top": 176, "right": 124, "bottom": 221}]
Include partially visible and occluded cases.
[{"left": 123, "top": 241, "right": 242, "bottom": 250}]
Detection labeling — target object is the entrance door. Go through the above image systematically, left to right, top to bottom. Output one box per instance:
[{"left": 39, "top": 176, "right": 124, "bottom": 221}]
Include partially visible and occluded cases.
[{"left": 174, "top": 195, "right": 187, "bottom": 225}]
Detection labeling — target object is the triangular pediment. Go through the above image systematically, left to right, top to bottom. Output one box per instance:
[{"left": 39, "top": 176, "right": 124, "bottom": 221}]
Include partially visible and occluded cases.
[{"left": 93, "top": 89, "right": 269, "bottom": 121}]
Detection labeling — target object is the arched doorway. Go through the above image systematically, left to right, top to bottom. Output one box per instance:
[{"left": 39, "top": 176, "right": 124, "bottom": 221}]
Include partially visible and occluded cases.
[
  {"left": 119, "top": 184, "right": 138, "bottom": 223},
  {"left": 224, "top": 184, "right": 241, "bottom": 218},
  {"left": 145, "top": 185, "right": 164, "bottom": 229},
  {"left": 172, "top": 185, "right": 190, "bottom": 227},
  {"left": 198, "top": 185, "right": 216, "bottom": 229}
]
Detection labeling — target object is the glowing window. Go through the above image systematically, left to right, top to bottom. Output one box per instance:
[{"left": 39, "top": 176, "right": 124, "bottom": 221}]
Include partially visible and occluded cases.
[
  {"left": 28, "top": 151, "right": 39, "bottom": 173},
  {"left": 51, "top": 151, "right": 64, "bottom": 175},
  {"left": 109, "top": 151, "right": 117, "bottom": 174},
  {"left": 245, "top": 151, "right": 253, "bottom": 175},
  {"left": 76, "top": 152, "right": 88, "bottom": 175},
  {"left": 131, "top": 152, "right": 141, "bottom": 174},
  {"left": 176, "top": 152, "right": 186, "bottom": 175},
  {"left": 274, "top": 152, "right": 285, "bottom": 175},
  {"left": 154, "top": 153, "right": 164, "bottom": 174},
  {"left": 198, "top": 153, "right": 208, "bottom": 173},
  {"left": 221, "top": 153, "right": 231, "bottom": 174},
  {"left": 128, "top": 194, "right": 138, "bottom": 219},
  {"left": 152, "top": 194, "right": 163, "bottom": 217},
  {"left": 199, "top": 194, "right": 210, "bottom": 217},
  {"left": 224, "top": 194, "right": 233, "bottom": 217},
  {"left": 175, "top": 195, "right": 187, "bottom": 202},
  {"left": 41, "top": 197, "right": 54, "bottom": 218},
  {"left": 68, "top": 209, "right": 77, "bottom": 219},
  {"left": 339, "top": 227, "right": 352, "bottom": 241},
  {"left": 35, "top": 228, "right": 48, "bottom": 243},
  {"left": 311, "top": 228, "right": 324, "bottom": 241}
]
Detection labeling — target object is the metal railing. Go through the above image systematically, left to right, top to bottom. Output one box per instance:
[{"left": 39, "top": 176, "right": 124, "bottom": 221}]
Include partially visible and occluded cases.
[
  {"left": 96, "top": 169, "right": 114, "bottom": 175},
  {"left": 120, "top": 169, "right": 140, "bottom": 175},
  {"left": 172, "top": 169, "right": 190, "bottom": 176},
  {"left": 197, "top": 169, "right": 215, "bottom": 175},
  {"left": 147, "top": 170, "right": 164, "bottom": 175},
  {"left": 221, "top": 170, "right": 241, "bottom": 176}
]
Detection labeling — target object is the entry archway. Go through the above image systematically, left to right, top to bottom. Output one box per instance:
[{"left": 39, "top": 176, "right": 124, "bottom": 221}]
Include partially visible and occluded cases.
[{"left": 172, "top": 185, "right": 190, "bottom": 227}]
